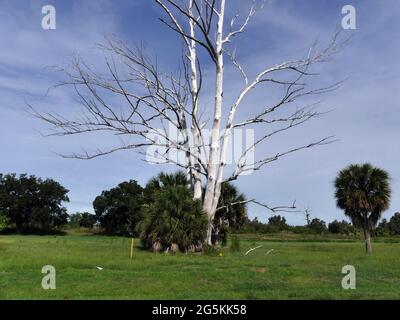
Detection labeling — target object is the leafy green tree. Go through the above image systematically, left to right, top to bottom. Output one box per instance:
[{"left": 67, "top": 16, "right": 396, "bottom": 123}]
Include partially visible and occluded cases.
[
  {"left": 334, "top": 164, "right": 391, "bottom": 253},
  {"left": 140, "top": 173, "right": 207, "bottom": 252},
  {"left": 0, "top": 174, "right": 69, "bottom": 233},
  {"left": 93, "top": 180, "right": 144, "bottom": 236},
  {"left": 212, "top": 183, "right": 248, "bottom": 245},
  {"left": 69, "top": 212, "right": 97, "bottom": 229},
  {"left": 79, "top": 212, "right": 97, "bottom": 228},
  {"left": 68, "top": 213, "right": 82, "bottom": 228},
  {"left": 389, "top": 213, "right": 400, "bottom": 235},
  {"left": 268, "top": 215, "right": 288, "bottom": 230},
  {"left": 240, "top": 217, "right": 270, "bottom": 234},
  {"left": 242, "top": 217, "right": 296, "bottom": 234},
  {"left": 308, "top": 218, "right": 327, "bottom": 234},
  {"left": 373, "top": 218, "right": 390, "bottom": 236},
  {"left": 328, "top": 220, "right": 341, "bottom": 233}
]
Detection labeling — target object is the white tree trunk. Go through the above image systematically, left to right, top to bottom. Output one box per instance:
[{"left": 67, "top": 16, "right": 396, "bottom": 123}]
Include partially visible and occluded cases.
[
  {"left": 189, "top": 0, "right": 202, "bottom": 200},
  {"left": 203, "top": 0, "right": 226, "bottom": 244}
]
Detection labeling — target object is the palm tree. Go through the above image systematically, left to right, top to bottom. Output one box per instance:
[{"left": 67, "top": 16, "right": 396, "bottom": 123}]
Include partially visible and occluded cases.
[
  {"left": 334, "top": 164, "right": 391, "bottom": 254},
  {"left": 140, "top": 171, "right": 207, "bottom": 252},
  {"left": 144, "top": 171, "right": 188, "bottom": 202},
  {"left": 144, "top": 172, "right": 248, "bottom": 246}
]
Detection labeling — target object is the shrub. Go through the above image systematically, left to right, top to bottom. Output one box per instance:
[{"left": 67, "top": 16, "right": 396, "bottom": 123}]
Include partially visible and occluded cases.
[
  {"left": 138, "top": 183, "right": 208, "bottom": 253},
  {"left": 0, "top": 212, "right": 9, "bottom": 231},
  {"left": 240, "top": 218, "right": 281, "bottom": 234},
  {"left": 328, "top": 220, "right": 356, "bottom": 235},
  {"left": 288, "top": 225, "right": 313, "bottom": 234},
  {"left": 229, "top": 235, "right": 241, "bottom": 253},
  {"left": 202, "top": 244, "right": 221, "bottom": 256}
]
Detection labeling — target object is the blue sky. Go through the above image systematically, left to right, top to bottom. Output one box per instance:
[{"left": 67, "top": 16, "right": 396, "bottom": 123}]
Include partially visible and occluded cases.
[{"left": 0, "top": 0, "right": 399, "bottom": 225}]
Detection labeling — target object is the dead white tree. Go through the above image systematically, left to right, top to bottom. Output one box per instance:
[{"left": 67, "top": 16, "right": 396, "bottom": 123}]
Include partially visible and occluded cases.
[{"left": 31, "top": 0, "right": 346, "bottom": 244}]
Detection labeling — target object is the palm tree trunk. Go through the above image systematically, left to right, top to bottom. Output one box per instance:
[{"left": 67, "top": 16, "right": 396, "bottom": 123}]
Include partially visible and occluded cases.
[{"left": 363, "top": 220, "right": 372, "bottom": 254}]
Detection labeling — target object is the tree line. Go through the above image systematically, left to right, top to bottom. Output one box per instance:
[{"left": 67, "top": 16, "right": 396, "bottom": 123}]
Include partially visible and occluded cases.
[
  {"left": 0, "top": 163, "right": 397, "bottom": 254},
  {"left": 0, "top": 172, "right": 246, "bottom": 252},
  {"left": 241, "top": 214, "right": 400, "bottom": 237}
]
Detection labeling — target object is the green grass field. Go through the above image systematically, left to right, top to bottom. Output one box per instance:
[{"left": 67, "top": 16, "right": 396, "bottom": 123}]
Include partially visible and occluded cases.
[{"left": 0, "top": 233, "right": 399, "bottom": 299}]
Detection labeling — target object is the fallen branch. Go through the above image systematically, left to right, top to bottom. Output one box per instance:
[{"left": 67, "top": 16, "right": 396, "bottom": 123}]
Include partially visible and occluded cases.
[{"left": 244, "top": 245, "right": 263, "bottom": 256}]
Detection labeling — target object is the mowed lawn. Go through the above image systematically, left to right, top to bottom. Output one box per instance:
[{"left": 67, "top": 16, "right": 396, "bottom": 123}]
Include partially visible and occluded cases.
[{"left": 0, "top": 234, "right": 399, "bottom": 299}]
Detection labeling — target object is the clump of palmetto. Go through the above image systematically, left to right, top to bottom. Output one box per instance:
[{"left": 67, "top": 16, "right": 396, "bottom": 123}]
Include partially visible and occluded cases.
[{"left": 138, "top": 172, "right": 207, "bottom": 253}]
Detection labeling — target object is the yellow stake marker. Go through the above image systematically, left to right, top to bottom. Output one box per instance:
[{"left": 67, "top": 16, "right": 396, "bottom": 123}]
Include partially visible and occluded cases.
[{"left": 130, "top": 238, "right": 134, "bottom": 259}]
